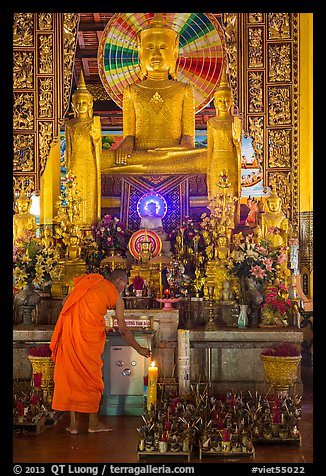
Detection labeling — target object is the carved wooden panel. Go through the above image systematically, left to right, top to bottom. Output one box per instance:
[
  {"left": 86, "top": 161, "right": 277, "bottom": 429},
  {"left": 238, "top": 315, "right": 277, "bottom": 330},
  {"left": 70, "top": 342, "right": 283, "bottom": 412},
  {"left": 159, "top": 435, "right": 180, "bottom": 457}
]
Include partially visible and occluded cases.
[
  {"left": 13, "top": 13, "right": 79, "bottom": 194},
  {"left": 222, "top": 13, "right": 299, "bottom": 232}
]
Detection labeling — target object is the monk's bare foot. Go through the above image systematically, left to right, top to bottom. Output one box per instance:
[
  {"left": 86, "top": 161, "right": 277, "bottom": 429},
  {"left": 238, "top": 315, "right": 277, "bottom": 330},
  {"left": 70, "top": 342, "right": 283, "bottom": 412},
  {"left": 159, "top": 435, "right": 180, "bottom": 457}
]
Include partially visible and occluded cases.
[
  {"left": 88, "top": 422, "right": 114, "bottom": 433},
  {"left": 66, "top": 427, "right": 78, "bottom": 435}
]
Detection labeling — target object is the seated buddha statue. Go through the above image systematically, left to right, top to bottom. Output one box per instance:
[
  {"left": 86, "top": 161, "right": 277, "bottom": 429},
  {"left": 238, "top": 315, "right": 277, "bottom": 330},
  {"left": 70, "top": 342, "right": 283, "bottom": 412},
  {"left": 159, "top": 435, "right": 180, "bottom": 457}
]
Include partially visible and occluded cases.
[
  {"left": 100, "top": 13, "right": 207, "bottom": 175},
  {"left": 207, "top": 64, "right": 242, "bottom": 224},
  {"left": 65, "top": 70, "right": 102, "bottom": 229},
  {"left": 259, "top": 184, "right": 289, "bottom": 248},
  {"left": 13, "top": 186, "right": 37, "bottom": 245},
  {"left": 140, "top": 201, "right": 172, "bottom": 257},
  {"left": 41, "top": 226, "right": 54, "bottom": 249},
  {"left": 138, "top": 232, "right": 153, "bottom": 264},
  {"left": 214, "top": 233, "right": 231, "bottom": 262},
  {"left": 65, "top": 234, "right": 82, "bottom": 261}
]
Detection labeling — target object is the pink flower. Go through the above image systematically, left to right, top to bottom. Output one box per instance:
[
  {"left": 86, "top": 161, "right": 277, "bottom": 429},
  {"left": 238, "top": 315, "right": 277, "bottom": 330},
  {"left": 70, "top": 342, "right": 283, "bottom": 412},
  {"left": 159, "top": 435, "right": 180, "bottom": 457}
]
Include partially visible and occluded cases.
[
  {"left": 277, "top": 253, "right": 287, "bottom": 263},
  {"left": 264, "top": 258, "right": 274, "bottom": 271},
  {"left": 250, "top": 265, "right": 266, "bottom": 279}
]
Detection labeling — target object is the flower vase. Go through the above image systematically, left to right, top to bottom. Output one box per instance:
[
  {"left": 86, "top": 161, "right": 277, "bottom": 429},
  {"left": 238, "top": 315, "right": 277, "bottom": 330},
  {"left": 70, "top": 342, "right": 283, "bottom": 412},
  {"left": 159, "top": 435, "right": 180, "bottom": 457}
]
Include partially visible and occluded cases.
[
  {"left": 246, "top": 277, "right": 263, "bottom": 327},
  {"left": 14, "top": 283, "right": 41, "bottom": 326},
  {"left": 135, "top": 289, "right": 143, "bottom": 297},
  {"left": 238, "top": 304, "right": 248, "bottom": 328}
]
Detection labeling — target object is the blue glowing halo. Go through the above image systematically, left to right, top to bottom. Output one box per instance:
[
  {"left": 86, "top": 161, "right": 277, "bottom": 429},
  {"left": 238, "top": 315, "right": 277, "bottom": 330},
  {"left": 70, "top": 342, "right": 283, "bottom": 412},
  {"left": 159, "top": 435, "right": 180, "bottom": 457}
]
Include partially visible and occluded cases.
[{"left": 137, "top": 193, "right": 167, "bottom": 219}]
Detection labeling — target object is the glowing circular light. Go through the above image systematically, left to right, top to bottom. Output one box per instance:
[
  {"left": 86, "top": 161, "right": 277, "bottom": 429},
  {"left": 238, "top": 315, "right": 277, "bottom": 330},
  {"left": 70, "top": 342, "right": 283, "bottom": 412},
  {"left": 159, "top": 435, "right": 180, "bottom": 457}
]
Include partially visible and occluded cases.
[
  {"left": 98, "top": 13, "right": 225, "bottom": 113},
  {"left": 137, "top": 193, "right": 167, "bottom": 219}
]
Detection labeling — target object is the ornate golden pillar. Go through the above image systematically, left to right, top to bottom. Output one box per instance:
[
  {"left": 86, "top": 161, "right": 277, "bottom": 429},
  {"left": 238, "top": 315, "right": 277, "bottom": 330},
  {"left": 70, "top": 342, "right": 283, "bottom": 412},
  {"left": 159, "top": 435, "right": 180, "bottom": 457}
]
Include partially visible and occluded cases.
[
  {"left": 13, "top": 13, "right": 79, "bottom": 226},
  {"left": 299, "top": 13, "right": 313, "bottom": 298},
  {"left": 39, "top": 139, "right": 61, "bottom": 225}
]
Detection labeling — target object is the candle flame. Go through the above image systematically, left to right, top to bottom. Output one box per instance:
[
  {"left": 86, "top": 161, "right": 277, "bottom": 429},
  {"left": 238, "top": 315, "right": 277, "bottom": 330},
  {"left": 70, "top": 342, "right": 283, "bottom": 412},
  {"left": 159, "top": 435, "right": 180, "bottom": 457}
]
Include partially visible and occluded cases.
[{"left": 151, "top": 361, "right": 156, "bottom": 367}]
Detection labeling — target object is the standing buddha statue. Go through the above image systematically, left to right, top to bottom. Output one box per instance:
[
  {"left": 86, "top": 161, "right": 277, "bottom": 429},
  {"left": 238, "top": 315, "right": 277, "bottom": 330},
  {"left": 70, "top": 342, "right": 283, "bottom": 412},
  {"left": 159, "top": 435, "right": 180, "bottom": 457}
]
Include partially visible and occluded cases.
[
  {"left": 100, "top": 13, "right": 207, "bottom": 175},
  {"left": 206, "top": 64, "right": 242, "bottom": 224},
  {"left": 65, "top": 70, "right": 102, "bottom": 229},
  {"left": 259, "top": 184, "right": 289, "bottom": 248},
  {"left": 13, "top": 186, "right": 37, "bottom": 245}
]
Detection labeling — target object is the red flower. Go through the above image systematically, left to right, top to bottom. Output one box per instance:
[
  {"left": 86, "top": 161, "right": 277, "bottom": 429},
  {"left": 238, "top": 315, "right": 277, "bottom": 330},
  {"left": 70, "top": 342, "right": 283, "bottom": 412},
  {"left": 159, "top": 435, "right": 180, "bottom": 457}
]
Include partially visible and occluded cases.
[
  {"left": 133, "top": 275, "right": 144, "bottom": 290},
  {"left": 262, "top": 343, "right": 300, "bottom": 357},
  {"left": 28, "top": 344, "right": 52, "bottom": 357},
  {"left": 33, "top": 373, "right": 43, "bottom": 387},
  {"left": 31, "top": 394, "right": 39, "bottom": 405},
  {"left": 16, "top": 400, "right": 24, "bottom": 417}
]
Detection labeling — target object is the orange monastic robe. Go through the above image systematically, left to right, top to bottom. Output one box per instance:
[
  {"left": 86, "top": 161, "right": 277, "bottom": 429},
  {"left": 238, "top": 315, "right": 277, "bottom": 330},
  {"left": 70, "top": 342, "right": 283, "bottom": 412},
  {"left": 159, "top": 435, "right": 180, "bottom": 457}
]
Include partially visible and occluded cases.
[{"left": 50, "top": 274, "right": 118, "bottom": 413}]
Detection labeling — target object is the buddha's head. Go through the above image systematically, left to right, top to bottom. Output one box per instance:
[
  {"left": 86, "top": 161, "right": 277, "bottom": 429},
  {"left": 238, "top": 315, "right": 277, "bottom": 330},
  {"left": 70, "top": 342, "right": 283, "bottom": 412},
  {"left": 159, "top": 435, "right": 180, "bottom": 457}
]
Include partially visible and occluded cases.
[
  {"left": 138, "top": 13, "right": 179, "bottom": 80},
  {"left": 214, "top": 61, "right": 233, "bottom": 116},
  {"left": 72, "top": 70, "right": 93, "bottom": 118},
  {"left": 266, "top": 184, "right": 282, "bottom": 213},
  {"left": 15, "top": 186, "right": 32, "bottom": 214},
  {"left": 145, "top": 201, "right": 159, "bottom": 217},
  {"left": 69, "top": 234, "right": 79, "bottom": 245},
  {"left": 217, "top": 234, "right": 228, "bottom": 247}
]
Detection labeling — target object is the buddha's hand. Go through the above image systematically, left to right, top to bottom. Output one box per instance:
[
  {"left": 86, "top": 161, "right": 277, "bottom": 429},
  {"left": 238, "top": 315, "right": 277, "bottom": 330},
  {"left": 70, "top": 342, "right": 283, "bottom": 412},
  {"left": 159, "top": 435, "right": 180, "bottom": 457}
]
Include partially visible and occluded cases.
[
  {"left": 232, "top": 117, "right": 242, "bottom": 143},
  {"left": 90, "top": 121, "right": 101, "bottom": 142},
  {"left": 180, "top": 135, "right": 195, "bottom": 149},
  {"left": 115, "top": 136, "right": 134, "bottom": 165}
]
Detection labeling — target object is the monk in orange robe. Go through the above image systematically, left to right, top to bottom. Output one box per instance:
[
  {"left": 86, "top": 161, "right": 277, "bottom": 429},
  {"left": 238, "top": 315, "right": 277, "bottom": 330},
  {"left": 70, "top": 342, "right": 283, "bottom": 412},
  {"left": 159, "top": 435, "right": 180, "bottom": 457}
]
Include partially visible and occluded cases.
[{"left": 50, "top": 269, "right": 151, "bottom": 434}]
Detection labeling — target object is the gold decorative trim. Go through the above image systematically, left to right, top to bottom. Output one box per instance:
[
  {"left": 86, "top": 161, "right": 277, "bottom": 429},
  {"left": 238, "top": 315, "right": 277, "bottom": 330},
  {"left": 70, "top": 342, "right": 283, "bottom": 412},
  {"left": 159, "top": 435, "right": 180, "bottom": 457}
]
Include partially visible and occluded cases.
[{"left": 62, "top": 13, "right": 80, "bottom": 116}]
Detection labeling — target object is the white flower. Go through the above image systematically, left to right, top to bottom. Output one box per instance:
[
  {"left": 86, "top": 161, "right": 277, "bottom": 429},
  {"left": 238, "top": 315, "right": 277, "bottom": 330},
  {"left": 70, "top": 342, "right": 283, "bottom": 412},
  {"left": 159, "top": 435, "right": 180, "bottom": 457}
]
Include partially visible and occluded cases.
[{"left": 231, "top": 250, "right": 245, "bottom": 263}]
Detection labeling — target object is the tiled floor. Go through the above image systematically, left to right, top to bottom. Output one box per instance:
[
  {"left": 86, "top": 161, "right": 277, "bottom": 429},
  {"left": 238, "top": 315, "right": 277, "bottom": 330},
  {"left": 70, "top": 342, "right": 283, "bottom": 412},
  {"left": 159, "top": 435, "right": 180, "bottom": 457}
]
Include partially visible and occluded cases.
[{"left": 13, "top": 384, "right": 313, "bottom": 465}]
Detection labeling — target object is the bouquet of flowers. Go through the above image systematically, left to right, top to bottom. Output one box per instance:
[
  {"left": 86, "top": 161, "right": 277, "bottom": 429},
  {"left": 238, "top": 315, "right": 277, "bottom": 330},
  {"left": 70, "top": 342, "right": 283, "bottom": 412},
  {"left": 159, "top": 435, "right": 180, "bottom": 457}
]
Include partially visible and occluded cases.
[
  {"left": 94, "top": 214, "right": 128, "bottom": 253},
  {"left": 13, "top": 231, "right": 61, "bottom": 291},
  {"left": 229, "top": 237, "right": 288, "bottom": 286},
  {"left": 132, "top": 275, "right": 144, "bottom": 291},
  {"left": 261, "top": 283, "right": 292, "bottom": 326}
]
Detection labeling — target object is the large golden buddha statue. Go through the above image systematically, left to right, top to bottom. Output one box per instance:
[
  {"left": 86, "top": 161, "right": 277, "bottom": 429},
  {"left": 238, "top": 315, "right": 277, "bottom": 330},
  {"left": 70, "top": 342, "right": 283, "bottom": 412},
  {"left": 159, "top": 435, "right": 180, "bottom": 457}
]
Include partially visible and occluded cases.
[
  {"left": 100, "top": 13, "right": 206, "bottom": 175},
  {"left": 207, "top": 65, "right": 242, "bottom": 223},
  {"left": 65, "top": 70, "right": 102, "bottom": 228},
  {"left": 259, "top": 183, "right": 289, "bottom": 248},
  {"left": 13, "top": 186, "right": 37, "bottom": 245}
]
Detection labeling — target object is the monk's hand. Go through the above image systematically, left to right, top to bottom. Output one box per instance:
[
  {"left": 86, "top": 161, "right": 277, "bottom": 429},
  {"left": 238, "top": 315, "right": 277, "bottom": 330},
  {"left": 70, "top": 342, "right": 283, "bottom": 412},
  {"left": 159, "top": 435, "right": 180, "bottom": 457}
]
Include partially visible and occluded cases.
[{"left": 138, "top": 346, "right": 152, "bottom": 358}]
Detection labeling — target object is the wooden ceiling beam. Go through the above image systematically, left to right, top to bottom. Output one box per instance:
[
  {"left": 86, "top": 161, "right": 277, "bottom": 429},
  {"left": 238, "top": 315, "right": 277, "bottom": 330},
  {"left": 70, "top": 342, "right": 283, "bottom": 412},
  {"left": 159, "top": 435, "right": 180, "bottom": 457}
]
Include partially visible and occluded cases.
[
  {"left": 78, "top": 21, "right": 107, "bottom": 31},
  {"left": 75, "top": 48, "right": 98, "bottom": 58}
]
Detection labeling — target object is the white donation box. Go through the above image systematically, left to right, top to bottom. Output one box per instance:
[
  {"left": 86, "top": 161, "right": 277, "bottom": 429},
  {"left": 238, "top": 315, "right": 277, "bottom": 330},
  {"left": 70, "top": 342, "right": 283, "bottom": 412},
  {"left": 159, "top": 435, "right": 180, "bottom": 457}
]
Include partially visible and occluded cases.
[{"left": 100, "top": 311, "right": 154, "bottom": 416}]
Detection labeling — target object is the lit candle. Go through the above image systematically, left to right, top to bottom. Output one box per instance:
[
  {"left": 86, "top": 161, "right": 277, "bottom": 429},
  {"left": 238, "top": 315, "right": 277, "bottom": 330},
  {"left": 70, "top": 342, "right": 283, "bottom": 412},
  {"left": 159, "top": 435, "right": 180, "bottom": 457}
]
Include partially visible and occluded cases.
[{"left": 147, "top": 361, "right": 158, "bottom": 410}]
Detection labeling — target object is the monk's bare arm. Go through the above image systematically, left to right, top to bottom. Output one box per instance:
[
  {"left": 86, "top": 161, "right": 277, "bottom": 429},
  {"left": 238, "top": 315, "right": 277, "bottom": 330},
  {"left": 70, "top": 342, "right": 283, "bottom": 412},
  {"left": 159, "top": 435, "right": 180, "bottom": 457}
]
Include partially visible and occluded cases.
[{"left": 115, "top": 294, "right": 151, "bottom": 358}]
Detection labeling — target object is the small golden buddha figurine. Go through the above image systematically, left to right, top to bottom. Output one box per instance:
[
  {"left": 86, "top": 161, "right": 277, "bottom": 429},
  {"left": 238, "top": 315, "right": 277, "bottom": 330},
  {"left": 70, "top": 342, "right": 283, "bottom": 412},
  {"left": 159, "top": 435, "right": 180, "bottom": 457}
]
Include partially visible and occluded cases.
[
  {"left": 101, "top": 13, "right": 206, "bottom": 175},
  {"left": 207, "top": 64, "right": 242, "bottom": 224},
  {"left": 65, "top": 70, "right": 102, "bottom": 228},
  {"left": 259, "top": 184, "right": 289, "bottom": 248},
  {"left": 13, "top": 186, "right": 37, "bottom": 245},
  {"left": 253, "top": 225, "right": 262, "bottom": 246},
  {"left": 41, "top": 226, "right": 54, "bottom": 249},
  {"left": 138, "top": 232, "right": 153, "bottom": 264},
  {"left": 204, "top": 233, "right": 232, "bottom": 301},
  {"left": 65, "top": 234, "right": 82, "bottom": 261},
  {"left": 214, "top": 234, "right": 230, "bottom": 262}
]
